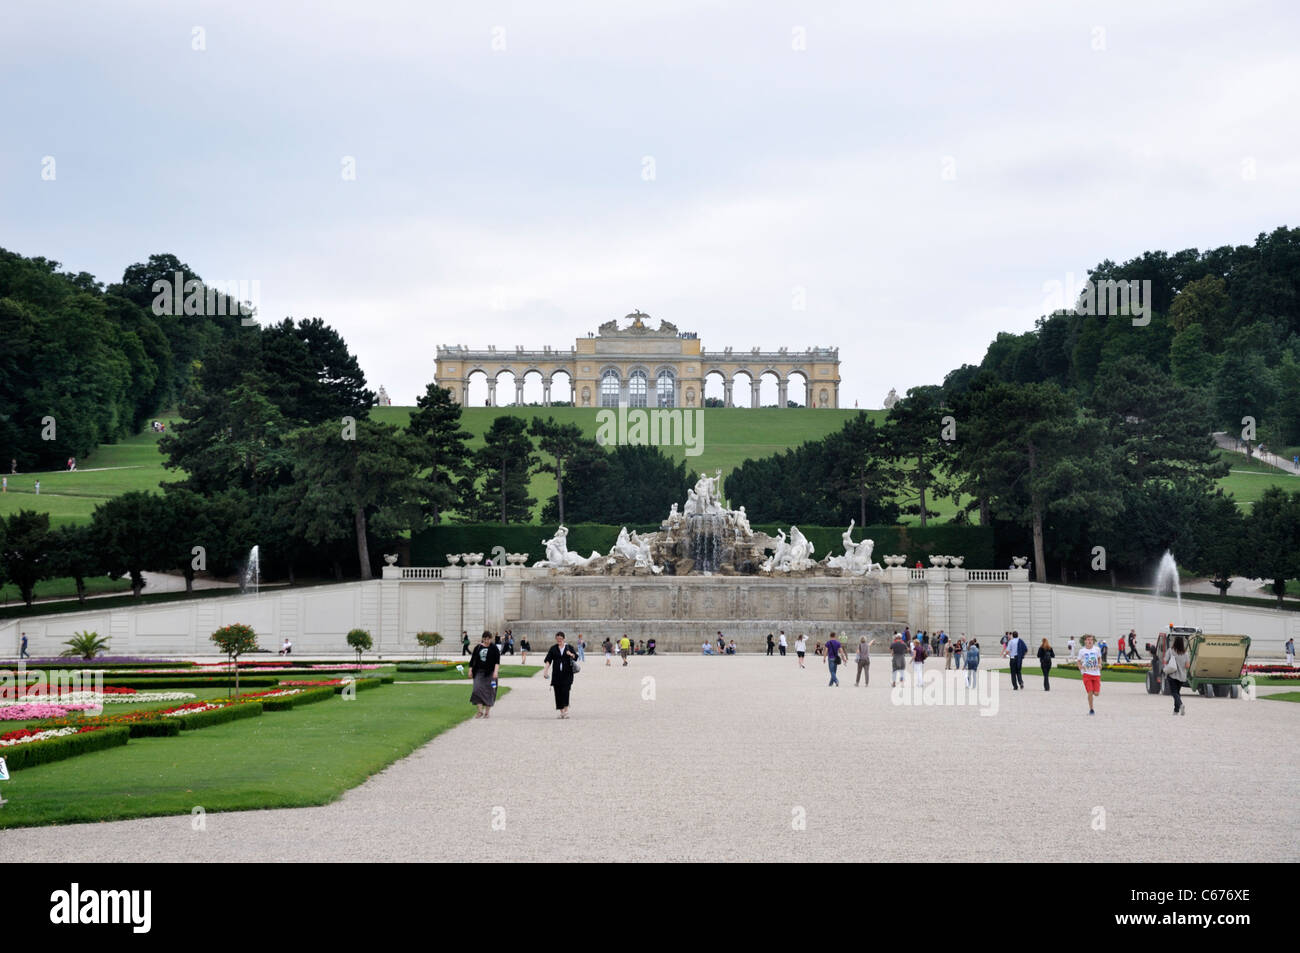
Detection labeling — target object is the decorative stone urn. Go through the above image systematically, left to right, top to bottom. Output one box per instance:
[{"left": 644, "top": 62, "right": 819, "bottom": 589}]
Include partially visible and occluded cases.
[
  {"left": 464, "top": 552, "right": 484, "bottom": 565},
  {"left": 446, "top": 553, "right": 462, "bottom": 566},
  {"left": 507, "top": 553, "right": 529, "bottom": 565},
  {"left": 383, "top": 554, "right": 398, "bottom": 566},
  {"left": 929, "top": 555, "right": 949, "bottom": 568},
  {"left": 949, "top": 556, "right": 964, "bottom": 568},
  {"left": 1012, "top": 556, "right": 1029, "bottom": 568}
]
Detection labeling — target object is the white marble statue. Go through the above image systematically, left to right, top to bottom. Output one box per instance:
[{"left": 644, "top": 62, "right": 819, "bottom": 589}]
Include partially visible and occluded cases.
[
  {"left": 734, "top": 505, "right": 752, "bottom": 536},
  {"left": 826, "top": 520, "right": 882, "bottom": 574},
  {"left": 534, "top": 526, "right": 602, "bottom": 569},
  {"left": 610, "top": 526, "right": 640, "bottom": 562},
  {"left": 760, "top": 526, "right": 816, "bottom": 573},
  {"left": 629, "top": 530, "right": 663, "bottom": 574}
]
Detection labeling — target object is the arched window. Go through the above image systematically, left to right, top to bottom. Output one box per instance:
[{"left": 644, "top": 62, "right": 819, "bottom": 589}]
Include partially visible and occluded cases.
[
  {"left": 656, "top": 369, "right": 675, "bottom": 407},
  {"left": 600, "top": 370, "right": 620, "bottom": 408},
  {"left": 629, "top": 370, "right": 648, "bottom": 408}
]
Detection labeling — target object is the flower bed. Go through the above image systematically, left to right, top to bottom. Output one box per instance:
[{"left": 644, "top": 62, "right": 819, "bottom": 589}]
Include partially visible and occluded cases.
[
  {"left": 278, "top": 679, "right": 344, "bottom": 687},
  {"left": 239, "top": 687, "right": 335, "bottom": 711},
  {"left": 6, "top": 690, "right": 197, "bottom": 707},
  {"left": 39, "top": 698, "right": 264, "bottom": 736},
  {"left": 0, "top": 703, "right": 101, "bottom": 721},
  {"left": 0, "top": 724, "right": 129, "bottom": 770}
]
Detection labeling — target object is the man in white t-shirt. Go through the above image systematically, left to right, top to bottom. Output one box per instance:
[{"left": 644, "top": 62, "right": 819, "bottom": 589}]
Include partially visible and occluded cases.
[
  {"left": 778, "top": 631, "right": 788, "bottom": 657},
  {"left": 1077, "top": 634, "right": 1102, "bottom": 715},
  {"left": 1066, "top": 636, "right": 1076, "bottom": 661}
]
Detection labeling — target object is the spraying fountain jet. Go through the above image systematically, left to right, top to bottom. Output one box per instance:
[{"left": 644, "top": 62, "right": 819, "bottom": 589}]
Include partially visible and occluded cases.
[{"left": 242, "top": 545, "right": 260, "bottom": 595}]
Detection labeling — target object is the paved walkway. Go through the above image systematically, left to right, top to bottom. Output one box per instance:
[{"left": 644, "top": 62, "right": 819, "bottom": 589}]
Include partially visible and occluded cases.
[
  {"left": 1213, "top": 432, "right": 1300, "bottom": 475},
  {"left": 1, "top": 657, "right": 1295, "bottom": 861}
]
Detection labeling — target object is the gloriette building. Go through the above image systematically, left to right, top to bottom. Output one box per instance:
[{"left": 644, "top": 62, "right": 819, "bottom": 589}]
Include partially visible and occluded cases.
[{"left": 434, "top": 311, "right": 841, "bottom": 408}]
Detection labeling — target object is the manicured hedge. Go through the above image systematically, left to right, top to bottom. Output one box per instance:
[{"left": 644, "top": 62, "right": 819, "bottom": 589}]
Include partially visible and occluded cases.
[
  {"left": 412, "top": 522, "right": 996, "bottom": 569},
  {"left": 99, "top": 677, "right": 281, "bottom": 690},
  {"left": 333, "top": 678, "right": 385, "bottom": 694},
  {"left": 258, "top": 687, "right": 335, "bottom": 711},
  {"left": 173, "top": 701, "right": 264, "bottom": 730},
  {"left": 123, "top": 720, "right": 182, "bottom": 738},
  {"left": 0, "top": 726, "right": 130, "bottom": 770}
]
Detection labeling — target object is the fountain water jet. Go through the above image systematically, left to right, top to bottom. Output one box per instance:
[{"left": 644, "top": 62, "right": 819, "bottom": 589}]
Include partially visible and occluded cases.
[
  {"left": 242, "top": 545, "right": 260, "bottom": 595},
  {"left": 1154, "top": 550, "right": 1181, "bottom": 623}
]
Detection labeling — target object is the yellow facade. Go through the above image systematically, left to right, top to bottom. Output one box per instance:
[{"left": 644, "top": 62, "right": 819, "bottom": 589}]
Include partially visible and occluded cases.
[{"left": 435, "top": 312, "right": 840, "bottom": 408}]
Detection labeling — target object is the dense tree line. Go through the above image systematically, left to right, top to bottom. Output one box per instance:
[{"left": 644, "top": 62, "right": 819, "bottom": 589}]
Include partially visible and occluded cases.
[{"left": 945, "top": 226, "right": 1300, "bottom": 447}]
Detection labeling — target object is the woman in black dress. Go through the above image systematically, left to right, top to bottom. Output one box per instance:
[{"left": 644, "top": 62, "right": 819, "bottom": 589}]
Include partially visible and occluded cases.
[
  {"left": 469, "top": 630, "right": 501, "bottom": 718},
  {"left": 543, "top": 631, "right": 579, "bottom": 719}
]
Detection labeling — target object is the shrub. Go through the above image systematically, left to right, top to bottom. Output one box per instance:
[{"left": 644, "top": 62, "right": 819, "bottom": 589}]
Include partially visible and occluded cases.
[
  {"left": 210, "top": 623, "right": 260, "bottom": 697},
  {"left": 346, "top": 629, "right": 373, "bottom": 668},
  {"left": 59, "top": 631, "right": 111, "bottom": 661},
  {"left": 415, "top": 631, "right": 443, "bottom": 660},
  {"left": 251, "top": 687, "right": 335, "bottom": 711},
  {"left": 173, "top": 701, "right": 263, "bottom": 731},
  {"left": 0, "top": 726, "right": 130, "bottom": 770}
]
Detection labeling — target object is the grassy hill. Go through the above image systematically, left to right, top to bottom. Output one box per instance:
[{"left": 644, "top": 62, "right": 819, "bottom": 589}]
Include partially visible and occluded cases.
[{"left": 3, "top": 408, "right": 1293, "bottom": 533}]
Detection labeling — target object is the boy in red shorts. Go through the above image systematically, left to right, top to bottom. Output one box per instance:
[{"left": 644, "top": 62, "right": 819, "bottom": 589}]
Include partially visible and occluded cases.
[{"left": 1078, "top": 633, "right": 1102, "bottom": 714}]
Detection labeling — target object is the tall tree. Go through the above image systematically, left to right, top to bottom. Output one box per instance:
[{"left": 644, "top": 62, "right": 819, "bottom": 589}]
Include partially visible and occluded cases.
[
  {"left": 407, "top": 383, "right": 473, "bottom": 525},
  {"left": 884, "top": 386, "right": 953, "bottom": 527},
  {"left": 465, "top": 416, "right": 537, "bottom": 524},
  {"left": 531, "top": 416, "right": 585, "bottom": 525},
  {"left": 287, "top": 418, "right": 424, "bottom": 579},
  {"left": 1245, "top": 487, "right": 1300, "bottom": 604},
  {"left": 92, "top": 492, "right": 168, "bottom": 597},
  {"left": 1, "top": 510, "right": 52, "bottom": 606}
]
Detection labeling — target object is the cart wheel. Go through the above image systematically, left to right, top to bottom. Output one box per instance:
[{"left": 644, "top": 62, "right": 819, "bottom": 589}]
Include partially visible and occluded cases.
[
  {"left": 1146, "top": 670, "right": 1160, "bottom": 695},
  {"left": 1198, "top": 683, "right": 1213, "bottom": 697},
  {"left": 1214, "top": 684, "right": 1231, "bottom": 698},
  {"left": 1229, "top": 684, "right": 1241, "bottom": 699}
]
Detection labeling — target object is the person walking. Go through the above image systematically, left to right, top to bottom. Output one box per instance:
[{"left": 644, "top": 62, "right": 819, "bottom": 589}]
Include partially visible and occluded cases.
[
  {"left": 1, "top": 476, "right": 7, "bottom": 493},
  {"left": 34, "top": 479, "right": 40, "bottom": 495},
  {"left": 1126, "top": 629, "right": 1142, "bottom": 660},
  {"left": 469, "top": 630, "right": 501, "bottom": 719},
  {"left": 1008, "top": 630, "right": 1027, "bottom": 690},
  {"left": 461, "top": 631, "right": 470, "bottom": 656},
  {"left": 543, "top": 631, "right": 579, "bottom": 719},
  {"left": 778, "top": 631, "right": 788, "bottom": 657},
  {"left": 20, "top": 632, "right": 29, "bottom": 659},
  {"left": 824, "top": 632, "right": 845, "bottom": 687},
  {"left": 890, "top": 632, "right": 908, "bottom": 687},
  {"left": 618, "top": 633, "right": 631, "bottom": 666},
  {"left": 766, "top": 633, "right": 775, "bottom": 656},
  {"left": 576, "top": 634, "right": 586, "bottom": 662},
  {"left": 794, "top": 634, "right": 807, "bottom": 669},
  {"left": 1078, "top": 634, "right": 1102, "bottom": 715},
  {"left": 1164, "top": 635, "right": 1191, "bottom": 716},
  {"left": 519, "top": 636, "right": 531, "bottom": 664},
  {"left": 854, "top": 636, "right": 872, "bottom": 687},
  {"left": 912, "top": 636, "right": 928, "bottom": 687},
  {"left": 1066, "top": 636, "right": 1076, "bottom": 661},
  {"left": 603, "top": 637, "right": 614, "bottom": 666},
  {"left": 1286, "top": 637, "right": 1295, "bottom": 667},
  {"left": 944, "top": 638, "right": 954, "bottom": 670},
  {"left": 964, "top": 638, "right": 980, "bottom": 688},
  {"left": 1037, "top": 638, "right": 1055, "bottom": 690},
  {"left": 1099, "top": 639, "right": 1109, "bottom": 666}
]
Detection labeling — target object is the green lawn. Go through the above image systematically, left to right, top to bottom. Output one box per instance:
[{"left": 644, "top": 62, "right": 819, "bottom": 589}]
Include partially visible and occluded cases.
[
  {"left": 8, "top": 408, "right": 1286, "bottom": 533},
  {"left": 0, "top": 419, "right": 182, "bottom": 528},
  {"left": 0, "top": 574, "right": 132, "bottom": 605},
  {"left": 388, "top": 664, "right": 540, "bottom": 681},
  {"left": 0, "top": 683, "right": 493, "bottom": 828},
  {"left": 1259, "top": 691, "right": 1300, "bottom": 703}
]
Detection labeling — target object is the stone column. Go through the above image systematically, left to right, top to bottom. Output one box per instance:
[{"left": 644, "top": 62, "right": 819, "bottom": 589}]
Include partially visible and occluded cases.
[
  {"left": 542, "top": 377, "right": 552, "bottom": 406},
  {"left": 777, "top": 378, "right": 788, "bottom": 407},
  {"left": 461, "top": 379, "right": 470, "bottom": 405},
  {"left": 486, "top": 379, "right": 497, "bottom": 406},
  {"left": 514, "top": 379, "right": 525, "bottom": 406},
  {"left": 724, "top": 380, "right": 733, "bottom": 407},
  {"left": 751, "top": 380, "right": 760, "bottom": 408}
]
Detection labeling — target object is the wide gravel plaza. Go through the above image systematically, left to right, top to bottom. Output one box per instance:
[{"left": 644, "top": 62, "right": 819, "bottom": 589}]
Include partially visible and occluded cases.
[{"left": 2, "top": 655, "right": 1296, "bottom": 862}]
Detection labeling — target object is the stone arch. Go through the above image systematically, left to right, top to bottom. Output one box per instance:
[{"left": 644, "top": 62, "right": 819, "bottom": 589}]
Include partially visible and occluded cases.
[
  {"left": 654, "top": 365, "right": 677, "bottom": 407},
  {"left": 627, "top": 366, "right": 650, "bottom": 408},
  {"left": 599, "top": 367, "right": 621, "bottom": 408},
  {"left": 465, "top": 368, "right": 491, "bottom": 406},
  {"left": 494, "top": 368, "right": 518, "bottom": 406},
  {"left": 520, "top": 368, "right": 545, "bottom": 405},
  {"left": 547, "top": 369, "right": 573, "bottom": 405},
  {"left": 704, "top": 369, "right": 728, "bottom": 406},
  {"left": 732, "top": 369, "right": 756, "bottom": 408},
  {"left": 759, "top": 369, "right": 782, "bottom": 407},
  {"left": 786, "top": 370, "right": 809, "bottom": 407}
]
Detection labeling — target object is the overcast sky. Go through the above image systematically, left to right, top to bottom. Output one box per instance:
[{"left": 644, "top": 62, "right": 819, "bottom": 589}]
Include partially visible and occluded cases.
[{"left": 3, "top": 0, "right": 1297, "bottom": 407}]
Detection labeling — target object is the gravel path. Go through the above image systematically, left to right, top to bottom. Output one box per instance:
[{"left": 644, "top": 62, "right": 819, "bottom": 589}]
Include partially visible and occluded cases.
[{"left": 2, "top": 656, "right": 1296, "bottom": 862}]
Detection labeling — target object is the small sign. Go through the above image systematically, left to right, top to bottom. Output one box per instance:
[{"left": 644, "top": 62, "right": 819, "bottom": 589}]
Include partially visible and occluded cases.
[{"left": 0, "top": 757, "right": 8, "bottom": 781}]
